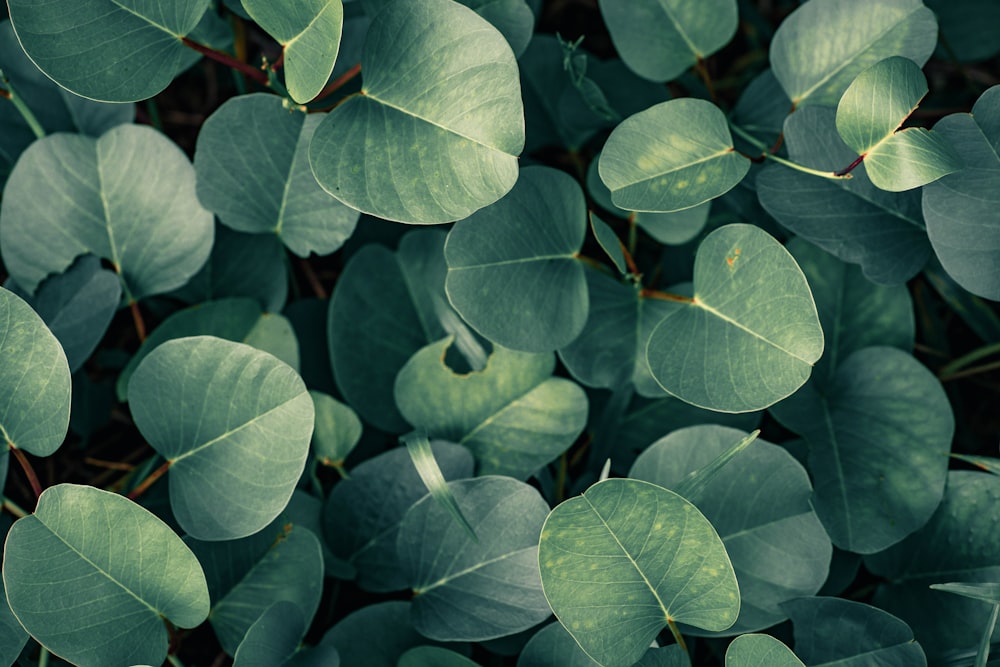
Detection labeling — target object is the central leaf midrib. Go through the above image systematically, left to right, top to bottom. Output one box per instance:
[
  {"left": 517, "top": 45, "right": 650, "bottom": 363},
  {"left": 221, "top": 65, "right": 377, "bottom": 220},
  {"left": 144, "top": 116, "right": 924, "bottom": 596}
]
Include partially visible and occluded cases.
[
  {"left": 282, "top": 0, "right": 337, "bottom": 49},
  {"left": 110, "top": 1, "right": 185, "bottom": 37},
  {"left": 614, "top": 148, "right": 732, "bottom": 190},
  {"left": 448, "top": 253, "right": 575, "bottom": 271},
  {"left": 693, "top": 298, "right": 814, "bottom": 364},
  {"left": 415, "top": 545, "right": 534, "bottom": 594}
]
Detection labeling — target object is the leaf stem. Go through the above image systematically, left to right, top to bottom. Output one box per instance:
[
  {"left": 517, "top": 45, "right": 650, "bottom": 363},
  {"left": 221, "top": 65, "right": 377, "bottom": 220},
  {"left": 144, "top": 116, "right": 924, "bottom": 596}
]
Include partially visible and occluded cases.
[
  {"left": 180, "top": 36, "right": 269, "bottom": 86},
  {"left": 693, "top": 56, "right": 717, "bottom": 102},
  {"left": 315, "top": 63, "right": 362, "bottom": 102},
  {"left": 0, "top": 69, "right": 45, "bottom": 139},
  {"left": 728, "top": 122, "right": 851, "bottom": 180},
  {"left": 834, "top": 154, "right": 865, "bottom": 177},
  {"left": 627, "top": 212, "right": 638, "bottom": 258},
  {"left": 297, "top": 257, "right": 328, "bottom": 299},
  {"left": 640, "top": 288, "right": 694, "bottom": 304},
  {"left": 129, "top": 300, "right": 147, "bottom": 343},
  {"left": 940, "top": 342, "right": 1000, "bottom": 378},
  {"left": 940, "top": 359, "right": 1000, "bottom": 383},
  {"left": 10, "top": 446, "right": 42, "bottom": 503},
  {"left": 126, "top": 460, "right": 171, "bottom": 500},
  {"left": 3, "top": 497, "right": 28, "bottom": 518},
  {"left": 667, "top": 618, "right": 689, "bottom": 653},
  {"left": 38, "top": 646, "right": 49, "bottom": 667}
]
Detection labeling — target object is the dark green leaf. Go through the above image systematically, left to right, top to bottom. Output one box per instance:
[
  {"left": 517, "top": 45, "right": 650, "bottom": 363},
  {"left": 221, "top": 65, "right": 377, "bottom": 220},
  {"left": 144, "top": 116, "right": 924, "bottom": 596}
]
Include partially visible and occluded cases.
[
  {"left": 402, "top": 430, "right": 477, "bottom": 541},
  {"left": 232, "top": 601, "right": 307, "bottom": 667},
  {"left": 320, "top": 601, "right": 451, "bottom": 667},
  {"left": 725, "top": 634, "right": 804, "bottom": 667},
  {"left": 398, "top": 646, "right": 479, "bottom": 667}
]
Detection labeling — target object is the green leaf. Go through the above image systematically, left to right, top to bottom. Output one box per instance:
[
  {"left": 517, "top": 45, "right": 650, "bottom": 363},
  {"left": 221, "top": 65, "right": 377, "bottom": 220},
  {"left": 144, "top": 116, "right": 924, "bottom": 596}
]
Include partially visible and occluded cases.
[
  {"left": 6, "top": 0, "right": 211, "bottom": 102},
  {"left": 243, "top": 0, "right": 343, "bottom": 103},
  {"left": 309, "top": 0, "right": 523, "bottom": 224},
  {"left": 460, "top": 0, "right": 534, "bottom": 57},
  {"left": 598, "top": 0, "right": 737, "bottom": 82},
  {"left": 769, "top": 0, "right": 937, "bottom": 107},
  {"left": 924, "top": 0, "right": 1000, "bottom": 62},
  {"left": 837, "top": 57, "right": 929, "bottom": 155},
  {"left": 923, "top": 85, "right": 1000, "bottom": 300},
  {"left": 194, "top": 94, "right": 359, "bottom": 256},
  {"left": 599, "top": 99, "right": 750, "bottom": 213},
  {"left": 756, "top": 106, "right": 930, "bottom": 285},
  {"left": 863, "top": 123, "right": 963, "bottom": 191},
  {"left": 0, "top": 124, "right": 213, "bottom": 300},
  {"left": 444, "top": 166, "right": 588, "bottom": 352},
  {"left": 590, "top": 213, "right": 628, "bottom": 275},
  {"left": 646, "top": 223, "right": 824, "bottom": 412},
  {"left": 328, "top": 230, "right": 455, "bottom": 432},
  {"left": 786, "top": 237, "right": 915, "bottom": 386},
  {"left": 0, "top": 287, "right": 71, "bottom": 456},
  {"left": 117, "top": 298, "right": 300, "bottom": 401},
  {"left": 129, "top": 336, "right": 314, "bottom": 540},
  {"left": 394, "top": 337, "right": 588, "bottom": 479},
  {"left": 771, "top": 347, "right": 953, "bottom": 554},
  {"left": 310, "top": 391, "right": 362, "bottom": 467},
  {"left": 630, "top": 426, "right": 831, "bottom": 635},
  {"left": 671, "top": 429, "right": 759, "bottom": 500},
  {"left": 402, "top": 430, "right": 477, "bottom": 541},
  {"left": 323, "top": 442, "right": 474, "bottom": 592},
  {"left": 866, "top": 471, "right": 1000, "bottom": 658},
  {"left": 398, "top": 476, "right": 552, "bottom": 641},
  {"left": 539, "top": 478, "right": 739, "bottom": 667},
  {"left": 3, "top": 484, "right": 210, "bottom": 667},
  {"left": 284, "top": 489, "right": 355, "bottom": 580},
  {"left": 187, "top": 520, "right": 324, "bottom": 655},
  {"left": 931, "top": 582, "right": 1000, "bottom": 605},
  {"left": 0, "top": 584, "right": 27, "bottom": 667},
  {"left": 784, "top": 597, "right": 927, "bottom": 665},
  {"left": 232, "top": 601, "right": 307, "bottom": 667},
  {"left": 320, "top": 601, "right": 448, "bottom": 667},
  {"left": 516, "top": 622, "right": 601, "bottom": 667},
  {"left": 725, "top": 634, "right": 804, "bottom": 667},
  {"left": 398, "top": 646, "right": 479, "bottom": 667}
]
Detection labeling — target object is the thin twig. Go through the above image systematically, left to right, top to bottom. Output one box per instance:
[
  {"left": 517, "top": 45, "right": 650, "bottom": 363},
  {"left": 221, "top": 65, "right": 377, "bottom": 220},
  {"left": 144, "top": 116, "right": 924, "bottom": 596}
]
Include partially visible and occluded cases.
[
  {"left": 181, "top": 36, "right": 269, "bottom": 86},
  {"left": 315, "top": 62, "right": 362, "bottom": 101},
  {"left": 129, "top": 300, "right": 147, "bottom": 342},
  {"left": 10, "top": 447, "right": 42, "bottom": 503},
  {"left": 127, "top": 460, "right": 171, "bottom": 500}
]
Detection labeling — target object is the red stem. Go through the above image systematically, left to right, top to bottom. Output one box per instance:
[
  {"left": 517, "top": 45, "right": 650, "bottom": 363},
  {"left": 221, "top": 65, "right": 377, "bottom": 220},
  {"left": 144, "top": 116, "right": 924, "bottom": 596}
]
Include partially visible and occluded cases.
[
  {"left": 181, "top": 36, "right": 269, "bottom": 86},
  {"left": 271, "top": 50, "right": 285, "bottom": 71},
  {"left": 316, "top": 63, "right": 362, "bottom": 101},
  {"left": 835, "top": 154, "right": 865, "bottom": 176},
  {"left": 640, "top": 288, "right": 695, "bottom": 304},
  {"left": 10, "top": 446, "right": 42, "bottom": 504},
  {"left": 127, "top": 461, "right": 171, "bottom": 500}
]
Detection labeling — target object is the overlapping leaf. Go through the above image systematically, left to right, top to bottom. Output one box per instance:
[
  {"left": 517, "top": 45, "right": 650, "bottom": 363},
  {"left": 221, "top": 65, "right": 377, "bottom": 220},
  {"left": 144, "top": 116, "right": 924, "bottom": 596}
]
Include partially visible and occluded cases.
[
  {"left": 6, "top": 0, "right": 211, "bottom": 102},
  {"left": 309, "top": 0, "right": 524, "bottom": 223},
  {"left": 600, "top": 99, "right": 750, "bottom": 212},
  {"left": 0, "top": 124, "right": 213, "bottom": 300},
  {"left": 445, "top": 166, "right": 589, "bottom": 352},
  {"left": 646, "top": 224, "right": 823, "bottom": 412},
  {"left": 129, "top": 336, "right": 314, "bottom": 540},
  {"left": 310, "top": 391, "right": 362, "bottom": 467},
  {"left": 539, "top": 478, "right": 739, "bottom": 667},
  {"left": 3, "top": 484, "right": 209, "bottom": 667},
  {"left": 232, "top": 601, "right": 307, "bottom": 667},
  {"left": 320, "top": 601, "right": 445, "bottom": 667}
]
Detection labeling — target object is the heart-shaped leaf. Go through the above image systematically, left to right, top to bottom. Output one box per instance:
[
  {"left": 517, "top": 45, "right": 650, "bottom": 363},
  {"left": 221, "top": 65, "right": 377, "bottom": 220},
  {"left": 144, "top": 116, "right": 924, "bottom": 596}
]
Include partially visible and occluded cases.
[
  {"left": 6, "top": 0, "right": 211, "bottom": 102},
  {"left": 243, "top": 0, "right": 343, "bottom": 103},
  {"left": 309, "top": 0, "right": 523, "bottom": 223},
  {"left": 598, "top": 0, "right": 738, "bottom": 82},
  {"left": 769, "top": 0, "right": 937, "bottom": 107},
  {"left": 923, "top": 85, "right": 1000, "bottom": 300},
  {"left": 194, "top": 94, "right": 359, "bottom": 256},
  {"left": 599, "top": 99, "right": 750, "bottom": 212},
  {"left": 0, "top": 124, "right": 213, "bottom": 300},
  {"left": 445, "top": 166, "right": 589, "bottom": 352},
  {"left": 646, "top": 223, "right": 824, "bottom": 412},
  {"left": 0, "top": 288, "right": 71, "bottom": 457},
  {"left": 129, "top": 336, "right": 314, "bottom": 541},
  {"left": 394, "top": 337, "right": 588, "bottom": 479},
  {"left": 771, "top": 347, "right": 953, "bottom": 554},
  {"left": 398, "top": 476, "right": 552, "bottom": 641},
  {"left": 539, "top": 478, "right": 739, "bottom": 667},
  {"left": 3, "top": 484, "right": 209, "bottom": 667},
  {"left": 726, "top": 634, "right": 804, "bottom": 667}
]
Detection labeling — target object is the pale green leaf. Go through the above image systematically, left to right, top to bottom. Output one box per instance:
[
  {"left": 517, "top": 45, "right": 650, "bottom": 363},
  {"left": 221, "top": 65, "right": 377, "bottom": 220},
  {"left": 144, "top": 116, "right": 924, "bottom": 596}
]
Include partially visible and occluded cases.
[
  {"left": 836, "top": 56, "right": 928, "bottom": 155},
  {"left": 864, "top": 126, "right": 963, "bottom": 191},
  {"left": 310, "top": 391, "right": 361, "bottom": 466},
  {"left": 402, "top": 430, "right": 477, "bottom": 541},
  {"left": 725, "top": 634, "right": 804, "bottom": 667}
]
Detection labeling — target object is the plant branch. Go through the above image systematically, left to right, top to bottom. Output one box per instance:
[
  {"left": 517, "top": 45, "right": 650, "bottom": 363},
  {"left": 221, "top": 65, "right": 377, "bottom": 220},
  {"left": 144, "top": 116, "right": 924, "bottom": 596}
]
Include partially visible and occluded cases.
[
  {"left": 181, "top": 37, "right": 269, "bottom": 86},
  {"left": 315, "top": 63, "right": 362, "bottom": 101},
  {"left": 0, "top": 68, "right": 45, "bottom": 139},
  {"left": 729, "top": 122, "right": 851, "bottom": 180},
  {"left": 834, "top": 154, "right": 865, "bottom": 176},
  {"left": 298, "top": 257, "right": 328, "bottom": 299},
  {"left": 640, "top": 288, "right": 694, "bottom": 303},
  {"left": 129, "top": 300, "right": 147, "bottom": 342},
  {"left": 939, "top": 342, "right": 1000, "bottom": 377},
  {"left": 940, "top": 359, "right": 1000, "bottom": 383},
  {"left": 10, "top": 446, "right": 42, "bottom": 503},
  {"left": 127, "top": 460, "right": 171, "bottom": 500},
  {"left": 3, "top": 497, "right": 28, "bottom": 518},
  {"left": 667, "top": 618, "right": 689, "bottom": 653}
]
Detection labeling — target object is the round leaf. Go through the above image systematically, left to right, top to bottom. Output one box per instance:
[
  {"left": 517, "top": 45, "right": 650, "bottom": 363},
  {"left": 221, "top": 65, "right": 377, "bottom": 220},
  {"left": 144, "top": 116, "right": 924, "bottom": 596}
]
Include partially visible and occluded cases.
[
  {"left": 6, "top": 0, "right": 211, "bottom": 102},
  {"left": 243, "top": 0, "right": 343, "bottom": 103},
  {"left": 309, "top": 0, "right": 524, "bottom": 223},
  {"left": 598, "top": 0, "right": 737, "bottom": 82},
  {"left": 769, "top": 0, "right": 937, "bottom": 107},
  {"left": 837, "top": 57, "right": 929, "bottom": 155},
  {"left": 194, "top": 94, "right": 359, "bottom": 256},
  {"left": 599, "top": 99, "right": 750, "bottom": 213},
  {"left": 0, "top": 124, "right": 213, "bottom": 300},
  {"left": 445, "top": 166, "right": 588, "bottom": 352},
  {"left": 646, "top": 224, "right": 824, "bottom": 412},
  {"left": 0, "top": 287, "right": 71, "bottom": 457},
  {"left": 129, "top": 336, "right": 314, "bottom": 540},
  {"left": 770, "top": 347, "right": 953, "bottom": 554},
  {"left": 310, "top": 391, "right": 362, "bottom": 466},
  {"left": 630, "top": 425, "right": 832, "bottom": 635},
  {"left": 399, "top": 476, "right": 552, "bottom": 641},
  {"left": 539, "top": 478, "right": 739, "bottom": 667},
  {"left": 3, "top": 484, "right": 209, "bottom": 667},
  {"left": 232, "top": 601, "right": 306, "bottom": 667},
  {"left": 725, "top": 634, "right": 804, "bottom": 667}
]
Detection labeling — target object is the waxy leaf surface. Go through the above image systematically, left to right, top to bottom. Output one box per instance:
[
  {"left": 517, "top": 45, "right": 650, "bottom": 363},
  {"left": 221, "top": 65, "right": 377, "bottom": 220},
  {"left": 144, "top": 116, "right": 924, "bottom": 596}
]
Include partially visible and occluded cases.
[
  {"left": 6, "top": 0, "right": 211, "bottom": 102},
  {"left": 243, "top": 0, "right": 343, "bottom": 103},
  {"left": 309, "top": 0, "right": 523, "bottom": 223},
  {"left": 598, "top": 0, "right": 738, "bottom": 82},
  {"left": 769, "top": 0, "right": 937, "bottom": 107},
  {"left": 923, "top": 85, "right": 1000, "bottom": 300},
  {"left": 195, "top": 94, "right": 359, "bottom": 256},
  {"left": 599, "top": 99, "right": 749, "bottom": 212},
  {"left": 0, "top": 124, "right": 213, "bottom": 300},
  {"left": 445, "top": 166, "right": 588, "bottom": 352},
  {"left": 646, "top": 224, "right": 823, "bottom": 412},
  {"left": 0, "top": 288, "right": 71, "bottom": 456},
  {"left": 129, "top": 336, "right": 314, "bottom": 541},
  {"left": 395, "top": 337, "right": 587, "bottom": 479},
  {"left": 399, "top": 476, "right": 552, "bottom": 641},
  {"left": 539, "top": 478, "right": 739, "bottom": 667},
  {"left": 3, "top": 484, "right": 209, "bottom": 667},
  {"left": 726, "top": 634, "right": 804, "bottom": 667}
]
